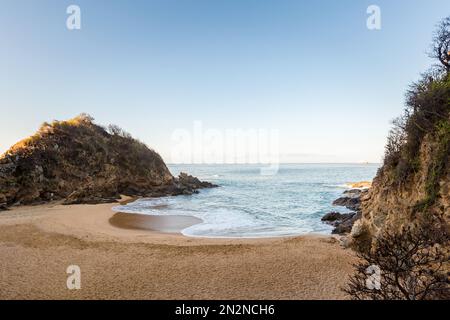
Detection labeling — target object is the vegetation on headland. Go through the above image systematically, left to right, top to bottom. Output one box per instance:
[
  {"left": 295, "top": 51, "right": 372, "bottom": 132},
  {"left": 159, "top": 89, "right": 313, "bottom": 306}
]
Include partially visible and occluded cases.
[
  {"left": 346, "top": 16, "right": 450, "bottom": 300},
  {"left": 0, "top": 114, "right": 215, "bottom": 208}
]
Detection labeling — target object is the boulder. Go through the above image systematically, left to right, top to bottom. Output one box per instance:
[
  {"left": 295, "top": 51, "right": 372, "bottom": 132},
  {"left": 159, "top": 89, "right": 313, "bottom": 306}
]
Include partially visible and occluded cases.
[
  {"left": 177, "top": 172, "right": 218, "bottom": 189},
  {"left": 324, "top": 187, "right": 368, "bottom": 234},
  {"left": 343, "top": 189, "right": 362, "bottom": 197},
  {"left": 332, "top": 196, "right": 361, "bottom": 211},
  {"left": 321, "top": 211, "right": 343, "bottom": 222},
  {"left": 331, "top": 212, "right": 361, "bottom": 235}
]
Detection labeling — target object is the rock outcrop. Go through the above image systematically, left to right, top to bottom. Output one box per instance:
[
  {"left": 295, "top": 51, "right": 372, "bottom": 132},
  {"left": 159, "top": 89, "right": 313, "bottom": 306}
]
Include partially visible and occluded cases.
[
  {"left": 348, "top": 54, "right": 449, "bottom": 252},
  {"left": 0, "top": 114, "right": 216, "bottom": 209},
  {"left": 350, "top": 131, "right": 449, "bottom": 251},
  {"left": 322, "top": 188, "right": 367, "bottom": 235},
  {"left": 332, "top": 189, "right": 365, "bottom": 212},
  {"left": 321, "top": 210, "right": 362, "bottom": 235}
]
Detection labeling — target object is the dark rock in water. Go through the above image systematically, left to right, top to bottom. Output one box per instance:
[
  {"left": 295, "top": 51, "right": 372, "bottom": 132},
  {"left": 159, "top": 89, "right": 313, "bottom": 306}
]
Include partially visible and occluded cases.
[
  {"left": 0, "top": 114, "right": 217, "bottom": 209},
  {"left": 153, "top": 172, "right": 218, "bottom": 198},
  {"left": 177, "top": 172, "right": 218, "bottom": 189},
  {"left": 323, "top": 188, "right": 368, "bottom": 234},
  {"left": 343, "top": 189, "right": 362, "bottom": 197},
  {"left": 332, "top": 196, "right": 361, "bottom": 211},
  {"left": 322, "top": 210, "right": 359, "bottom": 234},
  {"left": 321, "top": 211, "right": 344, "bottom": 222},
  {"left": 331, "top": 212, "right": 361, "bottom": 235}
]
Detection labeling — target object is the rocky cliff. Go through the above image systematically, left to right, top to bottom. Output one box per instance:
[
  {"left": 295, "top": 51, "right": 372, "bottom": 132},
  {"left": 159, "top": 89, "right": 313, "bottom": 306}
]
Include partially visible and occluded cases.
[
  {"left": 350, "top": 75, "right": 450, "bottom": 251},
  {"left": 0, "top": 114, "right": 215, "bottom": 209}
]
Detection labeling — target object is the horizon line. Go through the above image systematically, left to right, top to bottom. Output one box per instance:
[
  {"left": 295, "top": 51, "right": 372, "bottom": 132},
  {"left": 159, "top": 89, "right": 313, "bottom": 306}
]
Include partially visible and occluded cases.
[{"left": 166, "top": 162, "right": 382, "bottom": 165}]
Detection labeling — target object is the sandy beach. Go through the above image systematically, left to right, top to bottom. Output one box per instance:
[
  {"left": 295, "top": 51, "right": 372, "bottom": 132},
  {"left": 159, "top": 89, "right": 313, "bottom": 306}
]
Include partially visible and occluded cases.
[{"left": 0, "top": 198, "right": 357, "bottom": 300}]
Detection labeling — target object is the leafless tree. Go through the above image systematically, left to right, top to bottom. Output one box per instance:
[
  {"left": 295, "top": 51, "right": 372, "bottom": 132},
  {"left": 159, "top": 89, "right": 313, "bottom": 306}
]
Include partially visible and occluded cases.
[
  {"left": 430, "top": 16, "right": 450, "bottom": 72},
  {"left": 383, "top": 116, "right": 407, "bottom": 165},
  {"left": 108, "top": 124, "right": 132, "bottom": 139},
  {"left": 345, "top": 220, "right": 450, "bottom": 300}
]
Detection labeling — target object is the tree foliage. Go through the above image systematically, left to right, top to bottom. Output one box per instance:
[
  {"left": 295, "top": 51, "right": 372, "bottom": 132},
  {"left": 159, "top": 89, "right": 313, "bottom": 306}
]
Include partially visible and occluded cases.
[{"left": 382, "top": 16, "right": 450, "bottom": 185}]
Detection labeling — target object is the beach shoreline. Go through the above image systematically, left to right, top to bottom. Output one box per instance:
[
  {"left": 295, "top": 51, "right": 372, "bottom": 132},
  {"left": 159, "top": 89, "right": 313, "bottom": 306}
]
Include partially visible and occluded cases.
[{"left": 0, "top": 199, "right": 357, "bottom": 299}]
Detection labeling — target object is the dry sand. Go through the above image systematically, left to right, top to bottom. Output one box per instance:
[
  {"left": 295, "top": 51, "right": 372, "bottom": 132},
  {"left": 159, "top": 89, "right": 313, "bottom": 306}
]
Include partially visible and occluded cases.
[{"left": 0, "top": 198, "right": 357, "bottom": 299}]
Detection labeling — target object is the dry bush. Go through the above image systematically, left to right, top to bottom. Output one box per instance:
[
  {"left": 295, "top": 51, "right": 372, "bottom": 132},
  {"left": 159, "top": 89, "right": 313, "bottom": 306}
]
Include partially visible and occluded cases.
[{"left": 345, "top": 220, "right": 450, "bottom": 300}]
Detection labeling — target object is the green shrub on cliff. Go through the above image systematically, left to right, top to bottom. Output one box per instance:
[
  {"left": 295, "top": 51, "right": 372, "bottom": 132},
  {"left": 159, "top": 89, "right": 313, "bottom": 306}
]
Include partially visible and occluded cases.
[
  {"left": 382, "top": 18, "right": 450, "bottom": 209},
  {"left": 384, "top": 71, "right": 449, "bottom": 178}
]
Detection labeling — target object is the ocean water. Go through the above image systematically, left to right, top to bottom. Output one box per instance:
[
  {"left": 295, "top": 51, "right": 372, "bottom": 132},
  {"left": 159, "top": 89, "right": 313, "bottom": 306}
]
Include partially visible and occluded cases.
[{"left": 113, "top": 164, "right": 379, "bottom": 238}]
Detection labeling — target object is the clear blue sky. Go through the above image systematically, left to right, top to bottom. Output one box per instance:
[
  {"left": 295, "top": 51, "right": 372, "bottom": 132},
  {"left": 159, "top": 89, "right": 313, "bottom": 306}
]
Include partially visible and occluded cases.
[{"left": 1, "top": 0, "right": 449, "bottom": 163}]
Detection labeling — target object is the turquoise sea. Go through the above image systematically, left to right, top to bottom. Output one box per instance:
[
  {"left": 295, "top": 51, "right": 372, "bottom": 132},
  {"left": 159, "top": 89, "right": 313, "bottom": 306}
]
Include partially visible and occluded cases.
[{"left": 114, "top": 164, "right": 379, "bottom": 238}]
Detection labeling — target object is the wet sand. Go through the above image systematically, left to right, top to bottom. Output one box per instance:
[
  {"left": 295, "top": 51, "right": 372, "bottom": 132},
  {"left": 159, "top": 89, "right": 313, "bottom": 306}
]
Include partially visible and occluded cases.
[
  {"left": 0, "top": 199, "right": 357, "bottom": 299},
  {"left": 109, "top": 212, "right": 202, "bottom": 233}
]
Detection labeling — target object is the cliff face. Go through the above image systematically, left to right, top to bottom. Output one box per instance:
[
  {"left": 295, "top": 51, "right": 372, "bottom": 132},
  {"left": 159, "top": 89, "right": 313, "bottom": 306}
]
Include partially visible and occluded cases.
[
  {"left": 350, "top": 67, "right": 450, "bottom": 251},
  {"left": 0, "top": 115, "right": 215, "bottom": 208},
  {"left": 351, "top": 120, "right": 450, "bottom": 251}
]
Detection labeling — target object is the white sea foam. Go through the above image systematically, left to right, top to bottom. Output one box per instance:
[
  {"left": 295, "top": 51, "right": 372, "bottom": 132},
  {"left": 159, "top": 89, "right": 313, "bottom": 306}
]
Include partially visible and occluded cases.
[{"left": 113, "top": 164, "right": 378, "bottom": 238}]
